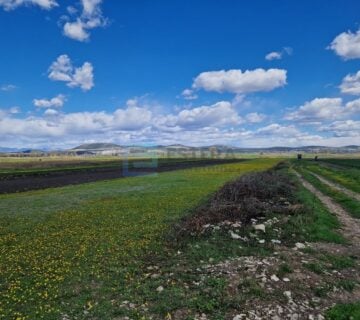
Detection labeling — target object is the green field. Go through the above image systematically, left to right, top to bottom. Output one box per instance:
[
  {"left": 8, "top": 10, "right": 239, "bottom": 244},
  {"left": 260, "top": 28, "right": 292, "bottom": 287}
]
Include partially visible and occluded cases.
[
  {"left": 1, "top": 157, "right": 359, "bottom": 319},
  {"left": 0, "top": 159, "right": 279, "bottom": 319}
]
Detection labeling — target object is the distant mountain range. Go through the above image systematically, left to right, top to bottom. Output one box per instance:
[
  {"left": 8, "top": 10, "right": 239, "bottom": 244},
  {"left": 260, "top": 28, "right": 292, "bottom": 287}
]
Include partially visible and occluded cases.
[{"left": 2, "top": 143, "right": 359, "bottom": 155}]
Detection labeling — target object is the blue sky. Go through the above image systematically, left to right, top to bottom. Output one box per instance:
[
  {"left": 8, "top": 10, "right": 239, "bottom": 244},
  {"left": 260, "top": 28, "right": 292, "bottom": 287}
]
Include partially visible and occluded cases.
[{"left": 0, "top": 0, "right": 360, "bottom": 148}]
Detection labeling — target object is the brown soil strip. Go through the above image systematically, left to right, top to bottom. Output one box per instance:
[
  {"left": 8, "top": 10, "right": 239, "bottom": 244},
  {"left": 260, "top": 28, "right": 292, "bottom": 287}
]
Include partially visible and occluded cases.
[
  {"left": 0, "top": 159, "right": 243, "bottom": 194},
  {"left": 310, "top": 172, "right": 360, "bottom": 201}
]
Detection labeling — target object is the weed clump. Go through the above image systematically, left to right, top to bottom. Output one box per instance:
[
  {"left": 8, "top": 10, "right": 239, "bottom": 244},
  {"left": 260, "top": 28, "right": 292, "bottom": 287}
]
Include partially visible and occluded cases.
[{"left": 174, "top": 166, "right": 298, "bottom": 238}]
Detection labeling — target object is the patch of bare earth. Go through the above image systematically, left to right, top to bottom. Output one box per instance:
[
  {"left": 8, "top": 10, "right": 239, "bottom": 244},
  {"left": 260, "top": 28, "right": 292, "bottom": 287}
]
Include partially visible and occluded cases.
[{"left": 193, "top": 220, "right": 359, "bottom": 320}]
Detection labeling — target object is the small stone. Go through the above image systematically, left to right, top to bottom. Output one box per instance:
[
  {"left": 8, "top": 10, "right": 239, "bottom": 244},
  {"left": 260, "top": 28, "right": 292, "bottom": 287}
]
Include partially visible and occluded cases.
[
  {"left": 254, "top": 224, "right": 266, "bottom": 232},
  {"left": 230, "top": 231, "right": 241, "bottom": 239},
  {"left": 259, "top": 239, "right": 265, "bottom": 244},
  {"left": 271, "top": 239, "right": 282, "bottom": 244},
  {"left": 295, "top": 242, "right": 306, "bottom": 249},
  {"left": 271, "top": 274, "right": 280, "bottom": 282},
  {"left": 283, "top": 277, "right": 290, "bottom": 282},
  {"left": 156, "top": 286, "right": 164, "bottom": 293},
  {"left": 284, "top": 291, "right": 292, "bottom": 299},
  {"left": 233, "top": 315, "right": 246, "bottom": 320}
]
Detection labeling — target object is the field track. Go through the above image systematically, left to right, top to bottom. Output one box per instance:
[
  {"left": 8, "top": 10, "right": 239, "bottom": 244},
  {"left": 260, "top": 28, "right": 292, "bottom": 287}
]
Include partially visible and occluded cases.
[
  {"left": 0, "top": 158, "right": 245, "bottom": 194},
  {"left": 295, "top": 171, "right": 360, "bottom": 251},
  {"left": 310, "top": 172, "right": 360, "bottom": 201}
]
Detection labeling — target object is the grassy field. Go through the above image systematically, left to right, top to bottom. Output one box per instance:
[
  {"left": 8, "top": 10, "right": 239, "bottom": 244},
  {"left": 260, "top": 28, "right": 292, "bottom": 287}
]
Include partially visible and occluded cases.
[
  {"left": 1, "top": 157, "right": 359, "bottom": 319},
  {"left": 0, "top": 158, "right": 279, "bottom": 319}
]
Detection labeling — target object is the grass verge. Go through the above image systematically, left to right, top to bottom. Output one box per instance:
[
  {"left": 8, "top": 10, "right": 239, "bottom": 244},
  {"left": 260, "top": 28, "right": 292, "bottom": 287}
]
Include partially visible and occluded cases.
[{"left": 325, "top": 302, "right": 360, "bottom": 320}]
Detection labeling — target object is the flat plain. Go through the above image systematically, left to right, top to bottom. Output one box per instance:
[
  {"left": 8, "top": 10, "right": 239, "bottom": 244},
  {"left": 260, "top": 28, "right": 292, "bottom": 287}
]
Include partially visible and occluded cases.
[{"left": 0, "top": 156, "right": 359, "bottom": 319}]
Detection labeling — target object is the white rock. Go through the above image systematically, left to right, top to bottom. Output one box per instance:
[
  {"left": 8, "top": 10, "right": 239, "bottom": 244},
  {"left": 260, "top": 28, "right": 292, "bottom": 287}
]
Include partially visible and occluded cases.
[
  {"left": 254, "top": 224, "right": 266, "bottom": 232},
  {"left": 230, "top": 231, "right": 241, "bottom": 240},
  {"left": 258, "top": 239, "right": 265, "bottom": 244},
  {"left": 271, "top": 239, "right": 282, "bottom": 244},
  {"left": 295, "top": 242, "right": 306, "bottom": 249},
  {"left": 271, "top": 274, "right": 280, "bottom": 282},
  {"left": 283, "top": 277, "right": 290, "bottom": 282},
  {"left": 156, "top": 286, "right": 164, "bottom": 293},
  {"left": 284, "top": 291, "right": 292, "bottom": 299},
  {"left": 233, "top": 315, "right": 246, "bottom": 320}
]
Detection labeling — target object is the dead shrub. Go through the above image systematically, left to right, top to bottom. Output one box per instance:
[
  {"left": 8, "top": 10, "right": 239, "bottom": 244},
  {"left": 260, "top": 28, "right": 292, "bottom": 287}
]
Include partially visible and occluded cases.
[{"left": 172, "top": 166, "right": 297, "bottom": 240}]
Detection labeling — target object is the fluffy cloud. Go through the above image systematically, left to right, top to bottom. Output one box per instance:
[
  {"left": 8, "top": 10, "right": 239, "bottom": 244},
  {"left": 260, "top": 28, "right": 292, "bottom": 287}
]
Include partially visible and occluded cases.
[
  {"left": 0, "top": 0, "right": 57, "bottom": 10},
  {"left": 63, "top": 0, "right": 107, "bottom": 42},
  {"left": 329, "top": 28, "right": 360, "bottom": 60},
  {"left": 265, "top": 47, "right": 293, "bottom": 61},
  {"left": 265, "top": 51, "right": 282, "bottom": 61},
  {"left": 48, "top": 55, "right": 94, "bottom": 91},
  {"left": 192, "top": 68, "right": 287, "bottom": 94},
  {"left": 340, "top": 71, "right": 360, "bottom": 95},
  {"left": 181, "top": 89, "right": 198, "bottom": 100},
  {"left": 33, "top": 94, "right": 66, "bottom": 108},
  {"left": 1, "top": 96, "right": 358, "bottom": 148},
  {"left": 284, "top": 97, "right": 360, "bottom": 122},
  {"left": 175, "top": 101, "right": 242, "bottom": 129},
  {"left": 0, "top": 106, "right": 20, "bottom": 119},
  {"left": 44, "top": 109, "right": 59, "bottom": 116},
  {"left": 245, "top": 112, "right": 266, "bottom": 123},
  {"left": 320, "top": 120, "right": 360, "bottom": 137}
]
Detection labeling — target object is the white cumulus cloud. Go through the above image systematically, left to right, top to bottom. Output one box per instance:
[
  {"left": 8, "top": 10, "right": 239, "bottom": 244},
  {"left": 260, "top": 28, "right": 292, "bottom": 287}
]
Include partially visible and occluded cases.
[
  {"left": 0, "top": 0, "right": 57, "bottom": 10},
  {"left": 63, "top": 0, "right": 107, "bottom": 42},
  {"left": 329, "top": 28, "right": 360, "bottom": 60},
  {"left": 265, "top": 47, "right": 293, "bottom": 61},
  {"left": 265, "top": 51, "right": 282, "bottom": 61},
  {"left": 48, "top": 54, "right": 94, "bottom": 91},
  {"left": 192, "top": 68, "right": 287, "bottom": 94},
  {"left": 340, "top": 71, "right": 360, "bottom": 95},
  {"left": 181, "top": 89, "right": 198, "bottom": 100},
  {"left": 33, "top": 94, "right": 66, "bottom": 108},
  {"left": 284, "top": 97, "right": 360, "bottom": 123},
  {"left": 175, "top": 101, "right": 243, "bottom": 129},
  {"left": 245, "top": 112, "right": 267, "bottom": 123},
  {"left": 320, "top": 120, "right": 360, "bottom": 137}
]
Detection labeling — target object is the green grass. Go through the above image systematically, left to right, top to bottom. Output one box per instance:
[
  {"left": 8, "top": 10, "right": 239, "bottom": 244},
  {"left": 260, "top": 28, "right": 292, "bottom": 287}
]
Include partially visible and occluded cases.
[
  {"left": 0, "top": 158, "right": 279, "bottom": 319},
  {"left": 321, "top": 158, "right": 360, "bottom": 169},
  {"left": 296, "top": 160, "right": 360, "bottom": 194},
  {"left": 297, "top": 167, "right": 360, "bottom": 219},
  {"left": 281, "top": 171, "right": 345, "bottom": 244},
  {"left": 335, "top": 279, "right": 357, "bottom": 292},
  {"left": 325, "top": 302, "right": 360, "bottom": 320}
]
